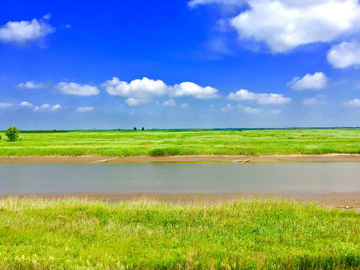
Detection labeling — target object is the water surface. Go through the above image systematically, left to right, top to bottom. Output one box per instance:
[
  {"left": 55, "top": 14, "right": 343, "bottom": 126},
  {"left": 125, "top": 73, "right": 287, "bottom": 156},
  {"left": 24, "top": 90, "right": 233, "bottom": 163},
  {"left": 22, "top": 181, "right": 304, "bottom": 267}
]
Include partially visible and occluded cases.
[{"left": 1, "top": 163, "right": 360, "bottom": 194}]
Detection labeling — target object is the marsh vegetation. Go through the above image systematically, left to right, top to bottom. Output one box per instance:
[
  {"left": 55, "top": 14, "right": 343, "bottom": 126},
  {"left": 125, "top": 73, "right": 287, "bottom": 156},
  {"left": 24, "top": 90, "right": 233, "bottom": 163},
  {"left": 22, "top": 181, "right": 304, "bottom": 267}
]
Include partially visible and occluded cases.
[
  {"left": 0, "top": 129, "right": 360, "bottom": 156},
  {"left": 1, "top": 198, "right": 360, "bottom": 269}
]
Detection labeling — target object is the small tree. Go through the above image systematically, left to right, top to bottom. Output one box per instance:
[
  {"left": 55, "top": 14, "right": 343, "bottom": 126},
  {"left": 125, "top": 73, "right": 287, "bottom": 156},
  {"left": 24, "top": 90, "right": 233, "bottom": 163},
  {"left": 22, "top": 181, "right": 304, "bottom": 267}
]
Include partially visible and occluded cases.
[
  {"left": 5, "top": 126, "right": 19, "bottom": 142},
  {"left": 133, "top": 127, "right": 137, "bottom": 131},
  {"left": 141, "top": 127, "right": 145, "bottom": 131}
]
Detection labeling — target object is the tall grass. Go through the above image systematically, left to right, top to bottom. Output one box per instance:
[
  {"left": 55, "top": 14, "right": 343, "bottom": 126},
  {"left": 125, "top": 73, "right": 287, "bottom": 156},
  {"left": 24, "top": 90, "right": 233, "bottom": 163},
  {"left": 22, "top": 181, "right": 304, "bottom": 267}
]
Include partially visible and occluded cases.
[
  {"left": 1, "top": 129, "right": 360, "bottom": 156},
  {"left": 0, "top": 198, "right": 360, "bottom": 269}
]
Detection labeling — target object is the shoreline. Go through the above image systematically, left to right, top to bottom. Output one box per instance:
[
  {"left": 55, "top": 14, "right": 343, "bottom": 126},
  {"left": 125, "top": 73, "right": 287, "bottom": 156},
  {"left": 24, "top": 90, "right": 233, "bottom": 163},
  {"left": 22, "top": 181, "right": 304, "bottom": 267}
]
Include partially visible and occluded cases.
[
  {"left": 1, "top": 153, "right": 360, "bottom": 163},
  {"left": 2, "top": 192, "right": 360, "bottom": 209}
]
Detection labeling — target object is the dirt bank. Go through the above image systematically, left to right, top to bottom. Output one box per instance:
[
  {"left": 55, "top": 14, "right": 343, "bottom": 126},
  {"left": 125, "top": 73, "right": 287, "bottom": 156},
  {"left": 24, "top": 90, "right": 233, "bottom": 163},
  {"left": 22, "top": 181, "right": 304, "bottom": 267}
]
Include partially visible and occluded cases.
[{"left": 1, "top": 154, "right": 360, "bottom": 163}]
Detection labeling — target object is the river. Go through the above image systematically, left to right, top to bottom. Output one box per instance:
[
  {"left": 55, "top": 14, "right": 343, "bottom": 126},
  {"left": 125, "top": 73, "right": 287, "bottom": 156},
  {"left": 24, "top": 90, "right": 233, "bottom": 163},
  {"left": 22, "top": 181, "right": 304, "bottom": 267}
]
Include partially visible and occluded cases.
[{"left": 1, "top": 163, "right": 360, "bottom": 194}]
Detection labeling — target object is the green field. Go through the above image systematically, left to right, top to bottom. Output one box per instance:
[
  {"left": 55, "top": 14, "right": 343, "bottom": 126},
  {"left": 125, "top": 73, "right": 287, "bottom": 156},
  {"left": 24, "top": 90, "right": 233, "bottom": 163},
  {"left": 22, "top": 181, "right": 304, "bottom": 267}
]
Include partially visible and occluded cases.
[
  {"left": 1, "top": 129, "right": 360, "bottom": 156},
  {"left": 1, "top": 198, "right": 359, "bottom": 269}
]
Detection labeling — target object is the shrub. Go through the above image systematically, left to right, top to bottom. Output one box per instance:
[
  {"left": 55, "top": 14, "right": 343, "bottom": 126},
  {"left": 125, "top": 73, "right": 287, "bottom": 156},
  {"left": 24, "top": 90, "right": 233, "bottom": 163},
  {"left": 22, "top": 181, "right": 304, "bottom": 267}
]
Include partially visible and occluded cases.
[
  {"left": 5, "top": 126, "right": 19, "bottom": 142},
  {"left": 149, "top": 147, "right": 181, "bottom": 156}
]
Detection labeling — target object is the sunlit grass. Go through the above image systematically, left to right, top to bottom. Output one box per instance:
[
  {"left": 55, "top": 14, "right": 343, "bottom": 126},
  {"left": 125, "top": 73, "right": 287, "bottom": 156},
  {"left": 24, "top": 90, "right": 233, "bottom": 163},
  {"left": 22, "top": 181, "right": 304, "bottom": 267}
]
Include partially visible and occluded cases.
[
  {"left": 1, "top": 129, "right": 360, "bottom": 156},
  {"left": 0, "top": 197, "right": 359, "bottom": 269}
]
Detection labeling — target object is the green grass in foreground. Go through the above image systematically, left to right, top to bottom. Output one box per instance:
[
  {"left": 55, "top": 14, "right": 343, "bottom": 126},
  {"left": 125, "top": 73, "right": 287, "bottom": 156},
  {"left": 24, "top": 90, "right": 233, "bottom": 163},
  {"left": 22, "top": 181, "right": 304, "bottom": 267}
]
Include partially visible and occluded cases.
[
  {"left": 1, "top": 129, "right": 360, "bottom": 156},
  {"left": 0, "top": 198, "right": 360, "bottom": 269}
]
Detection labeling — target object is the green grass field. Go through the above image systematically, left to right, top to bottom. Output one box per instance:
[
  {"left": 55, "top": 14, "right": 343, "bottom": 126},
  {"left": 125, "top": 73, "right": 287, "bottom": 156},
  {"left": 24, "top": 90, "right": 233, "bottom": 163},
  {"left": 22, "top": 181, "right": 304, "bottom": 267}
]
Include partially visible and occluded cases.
[
  {"left": 1, "top": 129, "right": 360, "bottom": 156},
  {"left": 1, "top": 198, "right": 359, "bottom": 269}
]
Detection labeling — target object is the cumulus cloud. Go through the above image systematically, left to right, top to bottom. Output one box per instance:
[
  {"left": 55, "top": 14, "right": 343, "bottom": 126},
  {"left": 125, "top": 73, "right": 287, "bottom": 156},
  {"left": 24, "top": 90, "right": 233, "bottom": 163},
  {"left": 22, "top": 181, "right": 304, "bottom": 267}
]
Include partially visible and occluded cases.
[
  {"left": 188, "top": 0, "right": 244, "bottom": 8},
  {"left": 192, "top": 0, "right": 360, "bottom": 53},
  {"left": 42, "top": 14, "right": 51, "bottom": 20},
  {"left": 0, "top": 15, "right": 55, "bottom": 45},
  {"left": 327, "top": 40, "right": 360, "bottom": 68},
  {"left": 287, "top": 72, "right": 327, "bottom": 90},
  {"left": 102, "top": 77, "right": 219, "bottom": 105},
  {"left": 102, "top": 77, "right": 168, "bottom": 105},
  {"left": 17, "top": 81, "right": 46, "bottom": 89},
  {"left": 57, "top": 82, "right": 100, "bottom": 96},
  {"left": 171, "top": 82, "right": 219, "bottom": 99},
  {"left": 228, "top": 89, "right": 291, "bottom": 104},
  {"left": 303, "top": 95, "right": 327, "bottom": 105},
  {"left": 125, "top": 98, "right": 142, "bottom": 106},
  {"left": 163, "top": 99, "right": 176, "bottom": 106},
  {"left": 344, "top": 99, "right": 360, "bottom": 106},
  {"left": 19, "top": 101, "right": 33, "bottom": 107},
  {"left": 0, "top": 102, "right": 35, "bottom": 109},
  {"left": 0, "top": 103, "right": 13, "bottom": 109},
  {"left": 180, "top": 103, "right": 188, "bottom": 109},
  {"left": 222, "top": 103, "right": 234, "bottom": 112},
  {"left": 34, "top": 104, "right": 61, "bottom": 111},
  {"left": 34, "top": 104, "right": 49, "bottom": 111},
  {"left": 51, "top": 104, "right": 61, "bottom": 111},
  {"left": 238, "top": 105, "right": 280, "bottom": 114},
  {"left": 243, "top": 106, "right": 262, "bottom": 114},
  {"left": 76, "top": 107, "right": 94, "bottom": 112},
  {"left": 269, "top": 109, "right": 281, "bottom": 114}
]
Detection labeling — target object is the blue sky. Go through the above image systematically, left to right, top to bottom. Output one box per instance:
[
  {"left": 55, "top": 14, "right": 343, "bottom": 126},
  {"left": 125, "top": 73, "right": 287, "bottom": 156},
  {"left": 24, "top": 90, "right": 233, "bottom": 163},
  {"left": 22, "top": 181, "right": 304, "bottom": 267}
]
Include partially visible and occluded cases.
[{"left": 1, "top": 0, "right": 360, "bottom": 129}]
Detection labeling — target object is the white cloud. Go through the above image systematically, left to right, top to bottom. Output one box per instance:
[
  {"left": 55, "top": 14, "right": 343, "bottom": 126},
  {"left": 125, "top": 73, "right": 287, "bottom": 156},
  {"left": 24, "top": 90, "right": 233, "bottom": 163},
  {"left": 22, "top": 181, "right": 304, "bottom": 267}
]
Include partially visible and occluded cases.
[
  {"left": 188, "top": 0, "right": 244, "bottom": 8},
  {"left": 225, "top": 0, "right": 360, "bottom": 53},
  {"left": 42, "top": 14, "right": 51, "bottom": 21},
  {"left": 0, "top": 16, "right": 55, "bottom": 45},
  {"left": 327, "top": 40, "right": 360, "bottom": 68},
  {"left": 288, "top": 72, "right": 327, "bottom": 90},
  {"left": 102, "top": 77, "right": 219, "bottom": 105},
  {"left": 103, "top": 77, "right": 168, "bottom": 105},
  {"left": 17, "top": 81, "right": 46, "bottom": 89},
  {"left": 57, "top": 82, "right": 100, "bottom": 96},
  {"left": 171, "top": 82, "right": 219, "bottom": 99},
  {"left": 228, "top": 89, "right": 291, "bottom": 104},
  {"left": 303, "top": 95, "right": 327, "bottom": 105},
  {"left": 125, "top": 98, "right": 142, "bottom": 106},
  {"left": 303, "top": 98, "right": 325, "bottom": 106},
  {"left": 303, "top": 98, "right": 318, "bottom": 105},
  {"left": 163, "top": 99, "right": 176, "bottom": 106},
  {"left": 344, "top": 99, "right": 360, "bottom": 106},
  {"left": 19, "top": 101, "right": 33, "bottom": 107},
  {"left": 0, "top": 103, "right": 13, "bottom": 109},
  {"left": 180, "top": 103, "right": 188, "bottom": 109},
  {"left": 222, "top": 103, "right": 234, "bottom": 112},
  {"left": 34, "top": 104, "right": 61, "bottom": 111},
  {"left": 34, "top": 104, "right": 49, "bottom": 111},
  {"left": 51, "top": 104, "right": 61, "bottom": 111},
  {"left": 243, "top": 106, "right": 262, "bottom": 114},
  {"left": 76, "top": 107, "right": 93, "bottom": 112},
  {"left": 269, "top": 109, "right": 281, "bottom": 114}
]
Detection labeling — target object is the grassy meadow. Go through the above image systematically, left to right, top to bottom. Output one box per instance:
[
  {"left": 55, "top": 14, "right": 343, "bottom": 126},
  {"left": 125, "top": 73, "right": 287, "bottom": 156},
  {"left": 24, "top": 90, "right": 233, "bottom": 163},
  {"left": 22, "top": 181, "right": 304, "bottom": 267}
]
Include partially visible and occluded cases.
[
  {"left": 1, "top": 129, "right": 360, "bottom": 156},
  {"left": 0, "top": 198, "right": 360, "bottom": 269}
]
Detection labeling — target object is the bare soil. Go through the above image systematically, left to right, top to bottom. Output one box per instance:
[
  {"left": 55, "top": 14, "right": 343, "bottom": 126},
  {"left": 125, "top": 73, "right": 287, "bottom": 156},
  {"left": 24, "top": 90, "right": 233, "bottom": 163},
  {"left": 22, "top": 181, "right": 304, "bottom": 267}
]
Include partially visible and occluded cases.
[{"left": 2, "top": 154, "right": 360, "bottom": 163}]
